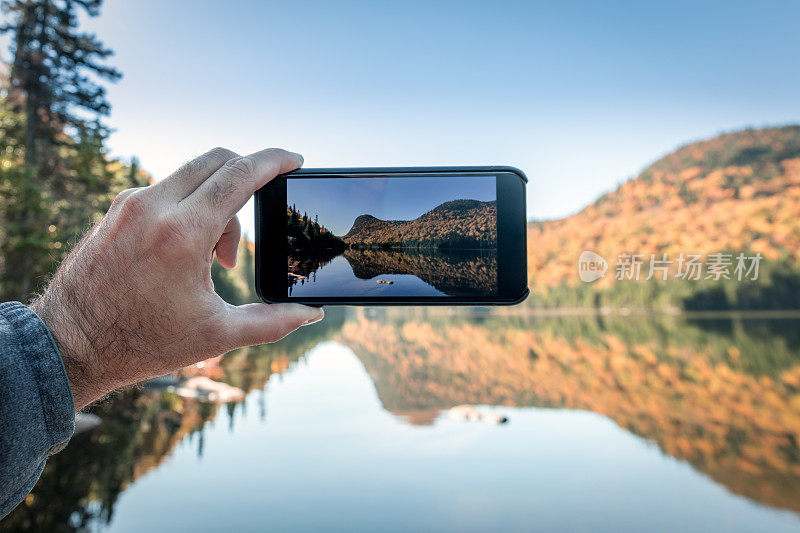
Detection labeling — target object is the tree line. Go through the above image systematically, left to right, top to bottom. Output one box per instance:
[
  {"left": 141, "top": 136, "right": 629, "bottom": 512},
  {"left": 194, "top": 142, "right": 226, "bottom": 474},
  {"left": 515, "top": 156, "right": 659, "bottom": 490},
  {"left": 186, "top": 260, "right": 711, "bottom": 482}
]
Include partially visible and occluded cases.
[
  {"left": 0, "top": 0, "right": 150, "bottom": 301},
  {"left": 286, "top": 204, "right": 346, "bottom": 251}
]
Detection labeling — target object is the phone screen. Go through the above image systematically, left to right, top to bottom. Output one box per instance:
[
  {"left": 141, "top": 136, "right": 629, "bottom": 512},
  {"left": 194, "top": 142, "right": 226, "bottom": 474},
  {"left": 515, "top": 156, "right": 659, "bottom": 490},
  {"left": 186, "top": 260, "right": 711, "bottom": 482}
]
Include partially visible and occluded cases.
[{"left": 284, "top": 175, "right": 498, "bottom": 298}]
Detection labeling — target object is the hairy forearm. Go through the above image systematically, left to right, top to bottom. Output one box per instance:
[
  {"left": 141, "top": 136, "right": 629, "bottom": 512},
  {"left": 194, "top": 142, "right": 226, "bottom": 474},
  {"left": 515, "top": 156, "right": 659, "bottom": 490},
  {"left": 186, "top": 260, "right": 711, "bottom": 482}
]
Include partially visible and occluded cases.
[{"left": 31, "top": 289, "right": 104, "bottom": 410}]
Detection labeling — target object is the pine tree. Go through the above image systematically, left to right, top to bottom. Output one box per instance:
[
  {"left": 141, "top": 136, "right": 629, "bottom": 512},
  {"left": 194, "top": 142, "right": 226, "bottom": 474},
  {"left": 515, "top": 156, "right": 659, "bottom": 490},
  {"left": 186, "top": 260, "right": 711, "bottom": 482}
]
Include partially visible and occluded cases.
[
  {"left": 0, "top": 0, "right": 121, "bottom": 299},
  {"left": 1, "top": 0, "right": 121, "bottom": 165}
]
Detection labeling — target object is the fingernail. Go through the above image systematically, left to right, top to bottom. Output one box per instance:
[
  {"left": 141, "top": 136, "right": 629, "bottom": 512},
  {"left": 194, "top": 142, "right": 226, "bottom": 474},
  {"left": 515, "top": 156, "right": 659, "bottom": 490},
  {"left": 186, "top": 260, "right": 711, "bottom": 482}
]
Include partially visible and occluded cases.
[
  {"left": 293, "top": 152, "right": 304, "bottom": 166},
  {"left": 303, "top": 307, "right": 324, "bottom": 326}
]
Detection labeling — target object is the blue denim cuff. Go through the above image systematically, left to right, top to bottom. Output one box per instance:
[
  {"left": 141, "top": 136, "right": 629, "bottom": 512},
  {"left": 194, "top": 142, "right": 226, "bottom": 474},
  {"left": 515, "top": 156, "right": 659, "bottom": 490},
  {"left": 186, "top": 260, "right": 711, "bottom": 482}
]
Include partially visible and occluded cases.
[
  {"left": 0, "top": 301, "right": 76, "bottom": 518},
  {"left": 0, "top": 302, "right": 75, "bottom": 452}
]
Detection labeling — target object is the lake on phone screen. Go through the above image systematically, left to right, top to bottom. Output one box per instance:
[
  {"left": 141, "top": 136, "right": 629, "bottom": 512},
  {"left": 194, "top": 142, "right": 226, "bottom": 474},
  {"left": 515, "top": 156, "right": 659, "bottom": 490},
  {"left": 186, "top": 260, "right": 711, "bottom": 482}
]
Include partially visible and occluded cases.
[
  {"left": 287, "top": 248, "right": 498, "bottom": 299},
  {"left": 288, "top": 255, "right": 446, "bottom": 298},
  {"left": 7, "top": 307, "right": 800, "bottom": 532}
]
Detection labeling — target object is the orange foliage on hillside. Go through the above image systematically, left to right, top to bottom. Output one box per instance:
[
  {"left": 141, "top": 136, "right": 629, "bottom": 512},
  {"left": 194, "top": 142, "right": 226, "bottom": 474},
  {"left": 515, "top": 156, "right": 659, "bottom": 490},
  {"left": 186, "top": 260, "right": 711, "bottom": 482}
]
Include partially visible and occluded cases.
[{"left": 528, "top": 126, "right": 800, "bottom": 293}]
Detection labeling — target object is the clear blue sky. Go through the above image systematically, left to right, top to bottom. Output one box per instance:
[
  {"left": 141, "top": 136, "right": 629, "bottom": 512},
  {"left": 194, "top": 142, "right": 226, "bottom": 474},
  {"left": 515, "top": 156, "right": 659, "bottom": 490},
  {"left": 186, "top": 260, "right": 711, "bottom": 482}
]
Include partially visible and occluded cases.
[
  {"left": 5, "top": 0, "right": 798, "bottom": 236},
  {"left": 288, "top": 176, "right": 496, "bottom": 236}
]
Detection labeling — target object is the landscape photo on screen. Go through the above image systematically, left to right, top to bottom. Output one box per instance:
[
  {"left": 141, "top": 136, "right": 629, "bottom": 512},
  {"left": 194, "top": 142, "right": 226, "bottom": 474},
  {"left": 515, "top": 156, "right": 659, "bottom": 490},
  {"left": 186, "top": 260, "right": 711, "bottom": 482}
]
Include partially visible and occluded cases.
[{"left": 286, "top": 176, "right": 498, "bottom": 298}]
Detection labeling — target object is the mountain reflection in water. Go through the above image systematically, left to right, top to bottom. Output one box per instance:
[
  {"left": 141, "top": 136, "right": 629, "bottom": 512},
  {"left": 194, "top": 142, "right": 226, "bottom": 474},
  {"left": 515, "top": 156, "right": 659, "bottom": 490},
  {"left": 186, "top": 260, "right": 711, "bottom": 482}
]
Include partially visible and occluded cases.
[
  {"left": 288, "top": 248, "right": 497, "bottom": 297},
  {"left": 4, "top": 308, "right": 800, "bottom": 531}
]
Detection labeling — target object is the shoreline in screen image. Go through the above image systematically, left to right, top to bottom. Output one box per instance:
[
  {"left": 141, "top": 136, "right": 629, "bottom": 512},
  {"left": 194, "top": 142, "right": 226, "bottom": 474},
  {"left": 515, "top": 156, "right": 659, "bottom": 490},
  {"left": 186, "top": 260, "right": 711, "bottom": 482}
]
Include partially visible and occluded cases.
[{"left": 286, "top": 176, "right": 498, "bottom": 298}]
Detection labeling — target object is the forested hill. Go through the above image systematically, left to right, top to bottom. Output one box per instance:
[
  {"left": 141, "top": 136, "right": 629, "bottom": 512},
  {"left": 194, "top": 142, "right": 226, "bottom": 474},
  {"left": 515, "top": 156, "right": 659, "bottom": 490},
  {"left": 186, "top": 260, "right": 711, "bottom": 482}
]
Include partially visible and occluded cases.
[
  {"left": 527, "top": 125, "right": 800, "bottom": 309},
  {"left": 343, "top": 199, "right": 497, "bottom": 249},
  {"left": 286, "top": 206, "right": 346, "bottom": 251}
]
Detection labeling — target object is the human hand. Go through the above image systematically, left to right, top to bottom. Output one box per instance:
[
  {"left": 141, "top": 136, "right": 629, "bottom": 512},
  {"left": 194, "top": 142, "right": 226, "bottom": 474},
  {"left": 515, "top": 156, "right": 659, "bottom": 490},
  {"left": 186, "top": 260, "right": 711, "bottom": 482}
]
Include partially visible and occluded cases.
[{"left": 32, "top": 147, "right": 323, "bottom": 410}]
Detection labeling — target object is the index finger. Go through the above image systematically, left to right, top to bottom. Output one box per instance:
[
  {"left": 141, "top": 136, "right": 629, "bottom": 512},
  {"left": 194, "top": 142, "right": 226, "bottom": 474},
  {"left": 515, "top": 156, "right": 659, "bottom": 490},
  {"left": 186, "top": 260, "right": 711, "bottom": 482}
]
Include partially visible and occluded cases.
[{"left": 186, "top": 148, "right": 303, "bottom": 223}]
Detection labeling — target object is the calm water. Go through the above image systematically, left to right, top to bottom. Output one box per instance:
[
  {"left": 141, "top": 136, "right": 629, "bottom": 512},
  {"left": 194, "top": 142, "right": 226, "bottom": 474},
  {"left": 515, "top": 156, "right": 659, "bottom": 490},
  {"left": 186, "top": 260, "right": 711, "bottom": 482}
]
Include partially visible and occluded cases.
[
  {"left": 288, "top": 249, "right": 497, "bottom": 297},
  {"left": 289, "top": 255, "right": 445, "bottom": 298},
  {"left": 5, "top": 309, "right": 800, "bottom": 532}
]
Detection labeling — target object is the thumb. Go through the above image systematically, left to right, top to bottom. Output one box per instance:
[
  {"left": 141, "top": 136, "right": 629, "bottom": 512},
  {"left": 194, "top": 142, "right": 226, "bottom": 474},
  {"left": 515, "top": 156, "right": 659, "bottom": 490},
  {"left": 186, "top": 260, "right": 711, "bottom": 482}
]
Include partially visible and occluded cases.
[
  {"left": 214, "top": 216, "right": 242, "bottom": 269},
  {"left": 225, "top": 303, "right": 324, "bottom": 348}
]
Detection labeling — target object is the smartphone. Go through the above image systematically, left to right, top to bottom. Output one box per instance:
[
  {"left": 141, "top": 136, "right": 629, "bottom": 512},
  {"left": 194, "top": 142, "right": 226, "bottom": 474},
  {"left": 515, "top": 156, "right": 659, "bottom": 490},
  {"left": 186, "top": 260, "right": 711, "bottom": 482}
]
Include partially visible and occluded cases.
[{"left": 255, "top": 166, "right": 528, "bottom": 305}]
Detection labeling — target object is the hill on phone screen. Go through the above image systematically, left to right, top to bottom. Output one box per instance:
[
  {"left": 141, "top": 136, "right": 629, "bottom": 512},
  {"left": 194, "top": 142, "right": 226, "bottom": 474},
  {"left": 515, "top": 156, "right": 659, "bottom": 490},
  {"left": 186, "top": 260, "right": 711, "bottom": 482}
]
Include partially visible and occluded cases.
[{"left": 342, "top": 199, "right": 497, "bottom": 250}]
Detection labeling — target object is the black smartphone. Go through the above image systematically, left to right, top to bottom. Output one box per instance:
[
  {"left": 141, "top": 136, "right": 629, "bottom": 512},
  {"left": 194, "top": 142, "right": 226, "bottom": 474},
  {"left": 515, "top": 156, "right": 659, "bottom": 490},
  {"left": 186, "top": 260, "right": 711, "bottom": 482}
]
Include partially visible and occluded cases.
[{"left": 255, "top": 166, "right": 528, "bottom": 305}]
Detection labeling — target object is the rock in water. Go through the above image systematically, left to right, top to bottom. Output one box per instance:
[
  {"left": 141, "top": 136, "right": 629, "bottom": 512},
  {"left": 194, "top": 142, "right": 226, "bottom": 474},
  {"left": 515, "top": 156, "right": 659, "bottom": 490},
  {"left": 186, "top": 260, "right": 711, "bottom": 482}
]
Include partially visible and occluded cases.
[
  {"left": 376, "top": 278, "right": 394, "bottom": 284},
  {"left": 143, "top": 375, "right": 246, "bottom": 403},
  {"left": 179, "top": 376, "right": 246, "bottom": 403},
  {"left": 447, "top": 404, "right": 508, "bottom": 424},
  {"left": 74, "top": 413, "right": 102, "bottom": 434}
]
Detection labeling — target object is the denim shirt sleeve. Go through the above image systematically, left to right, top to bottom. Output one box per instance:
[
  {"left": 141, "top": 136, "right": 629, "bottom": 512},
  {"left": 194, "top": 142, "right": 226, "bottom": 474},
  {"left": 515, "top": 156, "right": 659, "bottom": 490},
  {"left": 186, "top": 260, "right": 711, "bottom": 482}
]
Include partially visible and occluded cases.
[{"left": 0, "top": 302, "right": 75, "bottom": 519}]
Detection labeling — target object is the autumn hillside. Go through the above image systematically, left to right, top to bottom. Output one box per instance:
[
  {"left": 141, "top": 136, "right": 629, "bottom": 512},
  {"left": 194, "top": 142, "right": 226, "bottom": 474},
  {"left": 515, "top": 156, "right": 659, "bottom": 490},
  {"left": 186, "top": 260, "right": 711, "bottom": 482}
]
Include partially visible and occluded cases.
[
  {"left": 528, "top": 126, "right": 800, "bottom": 309},
  {"left": 343, "top": 199, "right": 497, "bottom": 249}
]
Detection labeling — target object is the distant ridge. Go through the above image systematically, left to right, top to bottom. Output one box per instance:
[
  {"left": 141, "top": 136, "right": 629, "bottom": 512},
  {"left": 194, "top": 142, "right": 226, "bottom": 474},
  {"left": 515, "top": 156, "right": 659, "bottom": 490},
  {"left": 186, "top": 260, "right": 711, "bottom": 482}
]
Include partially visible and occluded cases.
[
  {"left": 527, "top": 125, "right": 800, "bottom": 309},
  {"left": 343, "top": 199, "right": 497, "bottom": 249}
]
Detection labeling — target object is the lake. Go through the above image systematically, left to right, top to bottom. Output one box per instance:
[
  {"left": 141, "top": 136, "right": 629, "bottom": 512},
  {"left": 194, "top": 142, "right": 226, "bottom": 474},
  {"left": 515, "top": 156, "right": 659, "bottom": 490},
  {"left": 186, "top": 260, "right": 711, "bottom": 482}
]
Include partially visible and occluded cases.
[
  {"left": 288, "top": 249, "right": 498, "bottom": 297},
  {"left": 289, "top": 255, "right": 446, "bottom": 298},
  {"left": 4, "top": 308, "right": 800, "bottom": 532}
]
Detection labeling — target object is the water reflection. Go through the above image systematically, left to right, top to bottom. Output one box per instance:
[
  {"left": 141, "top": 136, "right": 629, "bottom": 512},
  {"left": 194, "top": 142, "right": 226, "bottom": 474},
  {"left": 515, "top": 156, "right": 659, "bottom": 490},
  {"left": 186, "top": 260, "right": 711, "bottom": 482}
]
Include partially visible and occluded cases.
[
  {"left": 288, "top": 248, "right": 498, "bottom": 297},
  {"left": 289, "top": 255, "right": 447, "bottom": 298},
  {"left": 4, "top": 308, "right": 800, "bottom": 531},
  {"left": 345, "top": 309, "right": 800, "bottom": 513}
]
